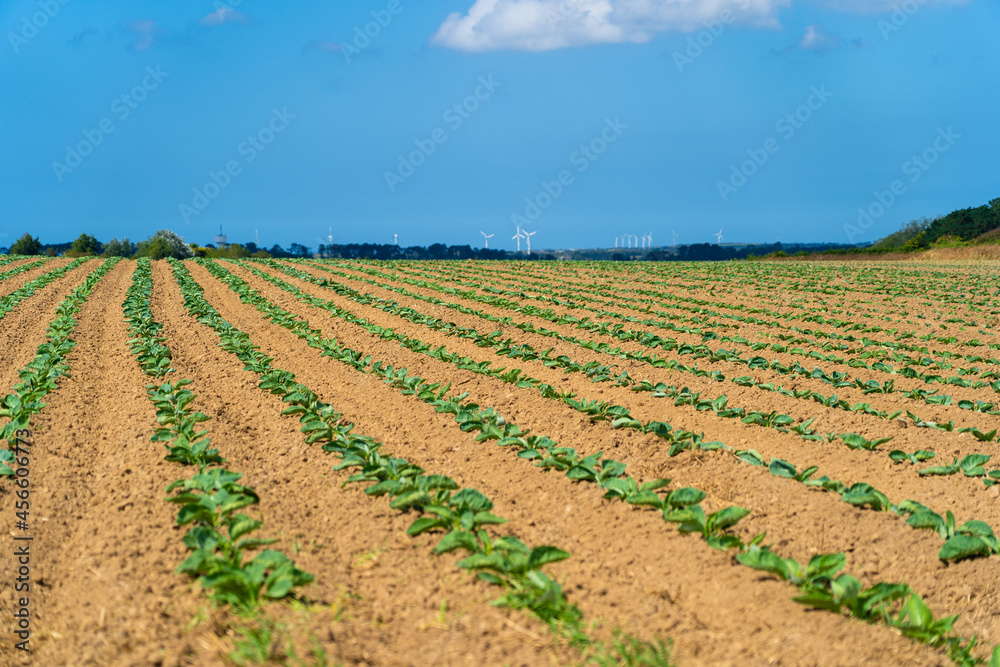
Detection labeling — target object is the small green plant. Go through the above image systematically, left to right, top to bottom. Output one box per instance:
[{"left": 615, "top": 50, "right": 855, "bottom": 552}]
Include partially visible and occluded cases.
[
  {"left": 889, "top": 449, "right": 936, "bottom": 465},
  {"left": 168, "top": 468, "right": 314, "bottom": 610}
]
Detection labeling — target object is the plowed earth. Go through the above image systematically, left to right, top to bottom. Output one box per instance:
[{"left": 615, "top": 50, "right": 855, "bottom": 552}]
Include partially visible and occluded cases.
[{"left": 2, "top": 258, "right": 999, "bottom": 666}]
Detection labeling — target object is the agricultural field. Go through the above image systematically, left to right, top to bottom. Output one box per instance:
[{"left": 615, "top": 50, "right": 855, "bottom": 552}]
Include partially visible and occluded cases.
[{"left": 3, "top": 255, "right": 1000, "bottom": 666}]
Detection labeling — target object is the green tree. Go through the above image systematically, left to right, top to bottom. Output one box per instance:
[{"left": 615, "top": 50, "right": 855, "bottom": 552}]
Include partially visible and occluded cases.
[
  {"left": 136, "top": 230, "right": 195, "bottom": 260},
  {"left": 9, "top": 233, "right": 42, "bottom": 255},
  {"left": 69, "top": 233, "right": 102, "bottom": 256},
  {"left": 140, "top": 237, "right": 173, "bottom": 260},
  {"left": 102, "top": 238, "right": 135, "bottom": 257}
]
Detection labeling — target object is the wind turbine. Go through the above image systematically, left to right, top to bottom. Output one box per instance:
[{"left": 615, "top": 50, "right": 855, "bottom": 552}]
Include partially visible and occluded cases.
[
  {"left": 512, "top": 226, "right": 526, "bottom": 252},
  {"left": 317, "top": 228, "right": 337, "bottom": 252},
  {"left": 672, "top": 229, "right": 678, "bottom": 247},
  {"left": 715, "top": 229, "right": 724, "bottom": 244},
  {"left": 524, "top": 230, "right": 537, "bottom": 255},
  {"left": 481, "top": 231, "right": 494, "bottom": 248},
  {"left": 647, "top": 232, "right": 653, "bottom": 248},
  {"left": 392, "top": 233, "right": 399, "bottom": 246},
  {"left": 624, "top": 234, "right": 631, "bottom": 249},
  {"left": 640, "top": 235, "right": 646, "bottom": 250},
  {"left": 614, "top": 237, "right": 618, "bottom": 249}
]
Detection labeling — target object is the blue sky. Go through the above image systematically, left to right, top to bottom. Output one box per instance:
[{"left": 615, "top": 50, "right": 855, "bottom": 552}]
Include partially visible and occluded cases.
[{"left": 1, "top": 0, "right": 995, "bottom": 251}]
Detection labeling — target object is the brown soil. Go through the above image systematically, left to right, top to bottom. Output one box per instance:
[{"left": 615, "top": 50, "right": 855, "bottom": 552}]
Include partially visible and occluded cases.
[
  {"left": 5, "top": 258, "right": 1000, "bottom": 666},
  {"left": 0, "top": 259, "right": 100, "bottom": 394},
  {"left": 184, "top": 260, "right": 947, "bottom": 665},
  {"left": 219, "top": 261, "right": 1000, "bottom": 650},
  {"left": 283, "top": 261, "right": 999, "bottom": 431}
]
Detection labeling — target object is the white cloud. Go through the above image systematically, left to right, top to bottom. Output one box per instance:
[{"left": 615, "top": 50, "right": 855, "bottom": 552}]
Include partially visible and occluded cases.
[
  {"left": 431, "top": 0, "right": 967, "bottom": 52},
  {"left": 432, "top": 0, "right": 787, "bottom": 52},
  {"left": 198, "top": 7, "right": 251, "bottom": 27},
  {"left": 125, "top": 19, "right": 163, "bottom": 52},
  {"left": 798, "top": 23, "right": 837, "bottom": 51}
]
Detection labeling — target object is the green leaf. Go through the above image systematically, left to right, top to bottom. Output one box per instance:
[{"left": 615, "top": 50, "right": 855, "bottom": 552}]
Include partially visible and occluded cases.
[
  {"left": 734, "top": 449, "right": 765, "bottom": 466},
  {"left": 768, "top": 458, "right": 798, "bottom": 478},
  {"left": 666, "top": 487, "right": 706, "bottom": 509},
  {"left": 449, "top": 488, "right": 494, "bottom": 513},
  {"left": 626, "top": 490, "right": 664, "bottom": 508},
  {"left": 389, "top": 491, "right": 432, "bottom": 511},
  {"left": 710, "top": 506, "right": 750, "bottom": 531},
  {"left": 228, "top": 514, "right": 261, "bottom": 542},
  {"left": 406, "top": 517, "right": 443, "bottom": 537},
  {"left": 433, "top": 530, "right": 478, "bottom": 555},
  {"left": 939, "top": 535, "right": 991, "bottom": 561},
  {"left": 527, "top": 546, "right": 571, "bottom": 570},
  {"left": 736, "top": 547, "right": 789, "bottom": 580},
  {"left": 805, "top": 553, "right": 846, "bottom": 583},
  {"left": 896, "top": 594, "right": 933, "bottom": 631}
]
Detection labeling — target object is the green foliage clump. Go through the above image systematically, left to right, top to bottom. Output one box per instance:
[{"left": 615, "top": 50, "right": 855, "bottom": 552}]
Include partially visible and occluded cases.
[
  {"left": 137, "top": 230, "right": 195, "bottom": 259},
  {"left": 9, "top": 233, "right": 42, "bottom": 256},
  {"left": 68, "top": 233, "right": 102, "bottom": 256},
  {"left": 103, "top": 237, "right": 136, "bottom": 257}
]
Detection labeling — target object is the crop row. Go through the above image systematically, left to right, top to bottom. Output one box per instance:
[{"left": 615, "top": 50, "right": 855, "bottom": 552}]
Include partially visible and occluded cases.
[
  {"left": 0, "top": 257, "right": 89, "bottom": 323},
  {"left": 122, "top": 257, "right": 314, "bottom": 611},
  {"left": 0, "top": 258, "right": 48, "bottom": 283},
  {"left": 195, "top": 258, "right": 999, "bottom": 665},
  {"left": 1, "top": 259, "right": 118, "bottom": 473},
  {"left": 164, "top": 259, "right": 682, "bottom": 662},
  {"left": 229, "top": 259, "right": 1000, "bottom": 562},
  {"left": 448, "top": 259, "right": 999, "bottom": 327},
  {"left": 277, "top": 260, "right": 1000, "bottom": 457},
  {"left": 398, "top": 260, "right": 1000, "bottom": 366},
  {"left": 420, "top": 260, "right": 1000, "bottom": 381},
  {"left": 303, "top": 261, "right": 1000, "bottom": 425}
]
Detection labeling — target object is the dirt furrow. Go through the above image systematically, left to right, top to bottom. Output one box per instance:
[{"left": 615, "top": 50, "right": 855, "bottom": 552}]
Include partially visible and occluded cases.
[
  {"left": 0, "top": 260, "right": 103, "bottom": 396},
  {"left": 224, "top": 260, "right": 1000, "bottom": 649},
  {"left": 0, "top": 261, "right": 211, "bottom": 667},
  {"left": 150, "top": 261, "right": 575, "bottom": 666},
  {"left": 186, "top": 261, "right": 951, "bottom": 666},
  {"left": 284, "top": 261, "right": 1000, "bottom": 436},
  {"left": 237, "top": 262, "right": 1000, "bottom": 498},
  {"left": 398, "top": 262, "right": 1000, "bottom": 360}
]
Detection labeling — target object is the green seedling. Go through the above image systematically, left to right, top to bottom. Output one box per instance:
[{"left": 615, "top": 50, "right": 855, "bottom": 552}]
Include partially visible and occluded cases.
[
  {"left": 840, "top": 433, "right": 893, "bottom": 451},
  {"left": 0, "top": 449, "right": 14, "bottom": 476},
  {"left": 889, "top": 450, "right": 936, "bottom": 465},
  {"left": 768, "top": 458, "right": 819, "bottom": 483},
  {"left": 167, "top": 468, "right": 313, "bottom": 609},
  {"left": 840, "top": 483, "right": 891, "bottom": 512},
  {"left": 896, "top": 501, "right": 1000, "bottom": 561},
  {"left": 663, "top": 504, "right": 750, "bottom": 550}
]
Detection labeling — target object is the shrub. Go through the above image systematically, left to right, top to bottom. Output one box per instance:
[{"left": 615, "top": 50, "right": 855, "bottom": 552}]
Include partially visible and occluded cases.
[{"left": 9, "top": 233, "right": 42, "bottom": 256}]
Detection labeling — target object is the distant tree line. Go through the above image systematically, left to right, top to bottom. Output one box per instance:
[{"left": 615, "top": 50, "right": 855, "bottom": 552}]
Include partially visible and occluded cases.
[
  {"left": 809, "top": 195, "right": 1000, "bottom": 257},
  {"left": 6, "top": 230, "right": 195, "bottom": 259},
  {"left": 3, "top": 231, "right": 869, "bottom": 263},
  {"left": 1, "top": 234, "right": 542, "bottom": 261}
]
